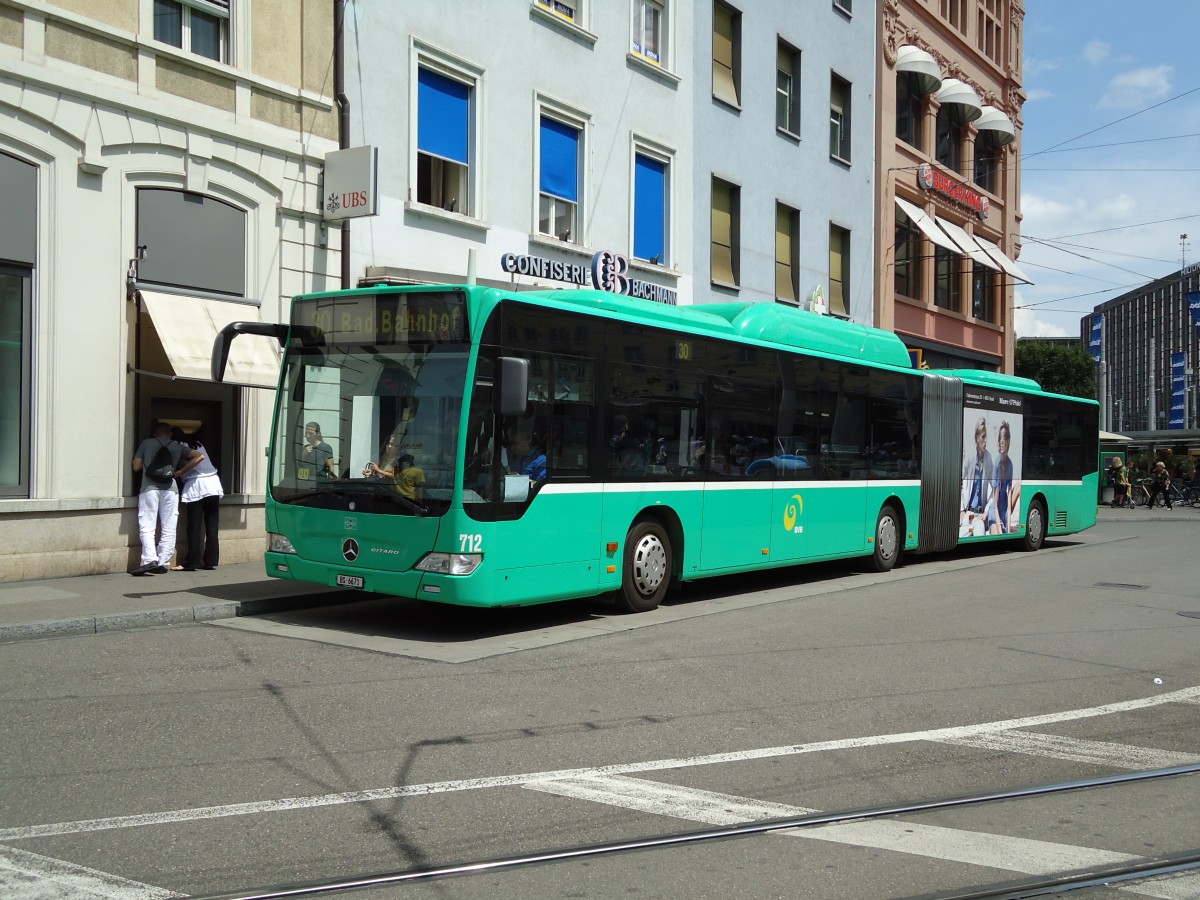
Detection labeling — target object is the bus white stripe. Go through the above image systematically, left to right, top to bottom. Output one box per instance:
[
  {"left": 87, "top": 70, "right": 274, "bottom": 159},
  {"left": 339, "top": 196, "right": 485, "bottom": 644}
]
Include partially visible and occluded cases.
[{"left": 1, "top": 685, "right": 1197, "bottom": 842}]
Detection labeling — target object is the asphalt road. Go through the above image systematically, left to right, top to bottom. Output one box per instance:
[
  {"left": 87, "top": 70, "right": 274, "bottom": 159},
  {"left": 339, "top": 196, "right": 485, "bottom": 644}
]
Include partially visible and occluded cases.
[{"left": 2, "top": 513, "right": 1199, "bottom": 899}]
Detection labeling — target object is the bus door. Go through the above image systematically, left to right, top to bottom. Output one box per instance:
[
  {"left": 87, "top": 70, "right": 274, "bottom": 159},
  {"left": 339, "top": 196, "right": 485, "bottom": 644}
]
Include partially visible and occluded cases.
[
  {"left": 800, "top": 364, "right": 869, "bottom": 558},
  {"left": 699, "top": 380, "right": 775, "bottom": 572}
]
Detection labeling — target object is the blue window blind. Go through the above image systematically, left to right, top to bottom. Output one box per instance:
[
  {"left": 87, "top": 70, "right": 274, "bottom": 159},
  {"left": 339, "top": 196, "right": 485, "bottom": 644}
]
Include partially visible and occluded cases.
[
  {"left": 418, "top": 67, "right": 470, "bottom": 164},
  {"left": 539, "top": 117, "right": 579, "bottom": 203},
  {"left": 633, "top": 154, "right": 666, "bottom": 261}
]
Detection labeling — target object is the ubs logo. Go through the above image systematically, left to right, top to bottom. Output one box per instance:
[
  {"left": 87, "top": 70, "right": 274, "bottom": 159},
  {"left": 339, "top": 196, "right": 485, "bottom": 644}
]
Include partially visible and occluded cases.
[{"left": 342, "top": 538, "right": 360, "bottom": 562}]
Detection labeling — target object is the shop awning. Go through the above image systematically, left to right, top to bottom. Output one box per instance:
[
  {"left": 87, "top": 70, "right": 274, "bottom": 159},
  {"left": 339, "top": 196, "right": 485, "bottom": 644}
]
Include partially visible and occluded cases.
[
  {"left": 895, "top": 45, "right": 942, "bottom": 95},
  {"left": 935, "top": 78, "right": 982, "bottom": 124},
  {"left": 975, "top": 105, "right": 1016, "bottom": 145},
  {"left": 895, "top": 196, "right": 960, "bottom": 253},
  {"left": 933, "top": 217, "right": 999, "bottom": 271},
  {"left": 972, "top": 234, "right": 1033, "bottom": 284},
  {"left": 137, "top": 289, "right": 280, "bottom": 388},
  {"left": 1100, "top": 430, "right": 1132, "bottom": 442}
]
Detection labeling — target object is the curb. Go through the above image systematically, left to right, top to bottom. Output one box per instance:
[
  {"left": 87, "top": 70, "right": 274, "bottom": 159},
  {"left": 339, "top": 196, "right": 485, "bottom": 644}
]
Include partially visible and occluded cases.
[{"left": 0, "top": 593, "right": 338, "bottom": 644}]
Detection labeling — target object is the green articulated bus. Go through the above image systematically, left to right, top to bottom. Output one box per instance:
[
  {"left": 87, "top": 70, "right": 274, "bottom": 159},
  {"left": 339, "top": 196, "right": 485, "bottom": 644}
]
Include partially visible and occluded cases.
[{"left": 213, "top": 284, "right": 1099, "bottom": 613}]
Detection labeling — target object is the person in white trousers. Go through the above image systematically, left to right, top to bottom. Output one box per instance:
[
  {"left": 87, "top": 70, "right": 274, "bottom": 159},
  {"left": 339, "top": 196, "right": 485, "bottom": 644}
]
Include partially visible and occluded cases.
[{"left": 130, "top": 422, "right": 201, "bottom": 575}]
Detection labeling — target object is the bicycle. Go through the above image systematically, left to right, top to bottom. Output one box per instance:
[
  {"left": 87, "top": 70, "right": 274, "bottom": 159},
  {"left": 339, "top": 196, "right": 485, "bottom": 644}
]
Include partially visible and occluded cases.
[{"left": 1132, "top": 478, "right": 1169, "bottom": 508}]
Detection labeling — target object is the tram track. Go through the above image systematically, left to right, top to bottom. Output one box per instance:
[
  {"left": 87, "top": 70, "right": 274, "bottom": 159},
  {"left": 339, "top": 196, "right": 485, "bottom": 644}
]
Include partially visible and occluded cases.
[{"left": 192, "top": 763, "right": 1200, "bottom": 900}]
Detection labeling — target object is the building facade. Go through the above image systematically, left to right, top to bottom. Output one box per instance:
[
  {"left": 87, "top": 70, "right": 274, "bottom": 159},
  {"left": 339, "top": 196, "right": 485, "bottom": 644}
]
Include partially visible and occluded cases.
[
  {"left": 0, "top": 0, "right": 338, "bottom": 579},
  {"left": 343, "top": 0, "right": 695, "bottom": 301},
  {"left": 693, "top": 0, "right": 875, "bottom": 321},
  {"left": 875, "top": 0, "right": 1027, "bottom": 372},
  {"left": 1084, "top": 265, "right": 1200, "bottom": 435}
]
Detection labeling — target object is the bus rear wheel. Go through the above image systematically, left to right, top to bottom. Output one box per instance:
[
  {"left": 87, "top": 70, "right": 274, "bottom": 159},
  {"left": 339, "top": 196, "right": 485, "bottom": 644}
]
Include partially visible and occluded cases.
[
  {"left": 1021, "top": 499, "right": 1046, "bottom": 552},
  {"left": 870, "top": 504, "right": 901, "bottom": 572},
  {"left": 617, "top": 520, "right": 672, "bottom": 613}
]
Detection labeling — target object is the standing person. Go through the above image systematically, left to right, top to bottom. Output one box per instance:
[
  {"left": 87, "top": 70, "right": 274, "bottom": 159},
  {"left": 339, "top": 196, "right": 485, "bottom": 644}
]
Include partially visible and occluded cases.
[
  {"left": 300, "top": 421, "right": 337, "bottom": 480},
  {"left": 130, "top": 422, "right": 201, "bottom": 576},
  {"left": 177, "top": 436, "right": 224, "bottom": 571},
  {"left": 393, "top": 453, "right": 426, "bottom": 502},
  {"left": 1109, "top": 458, "right": 1132, "bottom": 509},
  {"left": 1146, "top": 460, "right": 1173, "bottom": 509}
]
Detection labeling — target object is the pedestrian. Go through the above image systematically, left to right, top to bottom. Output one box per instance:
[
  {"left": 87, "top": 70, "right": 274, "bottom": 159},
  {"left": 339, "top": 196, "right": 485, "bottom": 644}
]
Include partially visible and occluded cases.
[
  {"left": 130, "top": 421, "right": 201, "bottom": 575},
  {"left": 300, "top": 421, "right": 337, "bottom": 480},
  {"left": 177, "top": 435, "right": 224, "bottom": 571},
  {"left": 1108, "top": 458, "right": 1131, "bottom": 509},
  {"left": 1146, "top": 460, "right": 1173, "bottom": 509}
]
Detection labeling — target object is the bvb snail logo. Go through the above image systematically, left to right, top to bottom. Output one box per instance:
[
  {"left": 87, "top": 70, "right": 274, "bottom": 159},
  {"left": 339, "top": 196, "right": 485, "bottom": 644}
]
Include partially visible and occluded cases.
[{"left": 782, "top": 494, "right": 804, "bottom": 532}]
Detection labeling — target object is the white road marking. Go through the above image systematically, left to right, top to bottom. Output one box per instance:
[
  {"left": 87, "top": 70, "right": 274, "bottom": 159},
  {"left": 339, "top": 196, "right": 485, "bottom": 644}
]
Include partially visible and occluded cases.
[
  {"left": 2, "top": 684, "right": 1198, "bottom": 843},
  {"left": 935, "top": 730, "right": 1200, "bottom": 769},
  {"left": 523, "top": 774, "right": 816, "bottom": 825},
  {"left": 525, "top": 776, "right": 1198, "bottom": 900},
  {"left": 0, "top": 844, "right": 181, "bottom": 899}
]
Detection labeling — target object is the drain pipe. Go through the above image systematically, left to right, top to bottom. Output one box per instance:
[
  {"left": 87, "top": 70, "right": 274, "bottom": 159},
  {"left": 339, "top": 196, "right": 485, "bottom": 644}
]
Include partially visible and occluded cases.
[{"left": 334, "top": 0, "right": 350, "bottom": 289}]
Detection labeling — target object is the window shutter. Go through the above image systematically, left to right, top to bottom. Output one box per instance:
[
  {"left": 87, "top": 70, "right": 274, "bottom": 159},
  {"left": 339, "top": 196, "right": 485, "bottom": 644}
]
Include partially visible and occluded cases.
[
  {"left": 417, "top": 68, "right": 470, "bottom": 165},
  {"left": 539, "top": 117, "right": 579, "bottom": 203},
  {"left": 633, "top": 154, "right": 666, "bottom": 261}
]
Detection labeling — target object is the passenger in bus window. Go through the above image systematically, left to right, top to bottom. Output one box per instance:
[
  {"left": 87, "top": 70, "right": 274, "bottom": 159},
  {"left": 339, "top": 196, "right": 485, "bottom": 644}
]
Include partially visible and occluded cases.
[
  {"left": 300, "top": 422, "right": 337, "bottom": 480},
  {"left": 363, "top": 432, "right": 399, "bottom": 480},
  {"left": 393, "top": 453, "right": 425, "bottom": 502}
]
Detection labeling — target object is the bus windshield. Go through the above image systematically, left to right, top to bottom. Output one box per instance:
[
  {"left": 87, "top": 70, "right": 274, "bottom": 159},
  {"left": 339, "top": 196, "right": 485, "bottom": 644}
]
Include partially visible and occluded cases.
[{"left": 269, "top": 290, "right": 469, "bottom": 516}]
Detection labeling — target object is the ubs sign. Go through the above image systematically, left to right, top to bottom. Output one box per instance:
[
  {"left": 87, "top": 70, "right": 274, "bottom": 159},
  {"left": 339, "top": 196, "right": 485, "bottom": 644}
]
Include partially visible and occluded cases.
[{"left": 501, "top": 249, "right": 677, "bottom": 305}]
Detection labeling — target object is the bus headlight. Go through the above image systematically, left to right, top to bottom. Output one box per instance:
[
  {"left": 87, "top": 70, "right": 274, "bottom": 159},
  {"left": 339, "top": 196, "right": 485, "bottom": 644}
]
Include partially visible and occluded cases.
[
  {"left": 268, "top": 533, "right": 297, "bottom": 554},
  {"left": 415, "top": 553, "right": 482, "bottom": 576}
]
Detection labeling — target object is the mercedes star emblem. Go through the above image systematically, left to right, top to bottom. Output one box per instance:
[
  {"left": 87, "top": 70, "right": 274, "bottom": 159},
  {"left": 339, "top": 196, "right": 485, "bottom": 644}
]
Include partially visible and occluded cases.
[{"left": 342, "top": 538, "right": 359, "bottom": 562}]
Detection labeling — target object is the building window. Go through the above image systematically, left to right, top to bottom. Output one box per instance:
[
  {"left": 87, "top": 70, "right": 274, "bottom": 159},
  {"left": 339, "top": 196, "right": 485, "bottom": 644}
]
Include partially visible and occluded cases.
[
  {"left": 153, "top": 0, "right": 229, "bottom": 63},
  {"left": 535, "top": 0, "right": 581, "bottom": 25},
  {"left": 632, "top": 0, "right": 666, "bottom": 67},
  {"left": 833, "top": 0, "right": 852, "bottom": 13},
  {"left": 940, "top": 0, "right": 968, "bottom": 33},
  {"left": 977, "top": 0, "right": 1003, "bottom": 64},
  {"left": 712, "top": 2, "right": 740, "bottom": 107},
  {"left": 777, "top": 40, "right": 801, "bottom": 135},
  {"left": 416, "top": 65, "right": 474, "bottom": 215},
  {"left": 896, "top": 72, "right": 924, "bottom": 150},
  {"left": 830, "top": 74, "right": 851, "bottom": 162},
  {"left": 935, "top": 105, "right": 963, "bottom": 172},
  {"left": 538, "top": 115, "right": 581, "bottom": 242},
  {"left": 974, "top": 131, "right": 1001, "bottom": 192},
  {"left": 633, "top": 150, "right": 669, "bottom": 264},
  {"left": 0, "top": 152, "right": 34, "bottom": 497},
  {"left": 711, "top": 178, "right": 739, "bottom": 286},
  {"left": 136, "top": 189, "right": 246, "bottom": 295},
  {"left": 775, "top": 203, "right": 799, "bottom": 302},
  {"left": 894, "top": 209, "right": 921, "bottom": 300},
  {"left": 828, "top": 224, "right": 849, "bottom": 316},
  {"left": 935, "top": 245, "right": 961, "bottom": 311},
  {"left": 972, "top": 262, "right": 996, "bottom": 322}
]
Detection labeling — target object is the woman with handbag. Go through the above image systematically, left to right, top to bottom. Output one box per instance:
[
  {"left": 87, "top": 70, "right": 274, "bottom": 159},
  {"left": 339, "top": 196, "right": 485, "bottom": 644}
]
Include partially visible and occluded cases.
[{"left": 177, "top": 436, "right": 225, "bottom": 570}]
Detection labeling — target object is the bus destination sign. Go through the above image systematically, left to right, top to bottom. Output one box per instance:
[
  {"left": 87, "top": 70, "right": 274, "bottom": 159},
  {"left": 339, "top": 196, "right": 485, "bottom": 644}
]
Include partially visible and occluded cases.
[{"left": 297, "top": 292, "right": 466, "bottom": 344}]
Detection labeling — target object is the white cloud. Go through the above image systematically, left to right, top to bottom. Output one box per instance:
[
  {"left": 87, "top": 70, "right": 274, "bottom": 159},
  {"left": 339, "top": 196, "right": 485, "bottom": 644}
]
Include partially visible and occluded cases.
[
  {"left": 1083, "top": 39, "right": 1110, "bottom": 65},
  {"left": 1099, "top": 65, "right": 1173, "bottom": 109},
  {"left": 1024, "top": 88, "right": 1053, "bottom": 102},
  {"left": 1015, "top": 307, "right": 1070, "bottom": 338}
]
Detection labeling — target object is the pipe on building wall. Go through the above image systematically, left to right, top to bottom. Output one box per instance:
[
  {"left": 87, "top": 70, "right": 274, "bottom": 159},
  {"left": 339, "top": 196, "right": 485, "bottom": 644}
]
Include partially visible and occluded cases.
[{"left": 335, "top": 0, "right": 350, "bottom": 289}]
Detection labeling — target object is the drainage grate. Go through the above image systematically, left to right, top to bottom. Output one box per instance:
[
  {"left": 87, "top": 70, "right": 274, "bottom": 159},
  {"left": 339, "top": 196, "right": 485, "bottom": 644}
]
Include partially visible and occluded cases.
[{"left": 1094, "top": 582, "right": 1149, "bottom": 591}]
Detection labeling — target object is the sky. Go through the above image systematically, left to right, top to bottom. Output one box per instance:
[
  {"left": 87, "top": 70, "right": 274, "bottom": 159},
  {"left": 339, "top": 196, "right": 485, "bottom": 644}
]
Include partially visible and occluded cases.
[{"left": 1015, "top": 1, "right": 1200, "bottom": 338}]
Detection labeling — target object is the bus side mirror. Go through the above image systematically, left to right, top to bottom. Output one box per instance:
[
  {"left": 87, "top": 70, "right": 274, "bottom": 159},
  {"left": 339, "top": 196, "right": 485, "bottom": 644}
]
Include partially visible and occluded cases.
[
  {"left": 211, "top": 321, "right": 289, "bottom": 382},
  {"left": 497, "top": 357, "right": 530, "bottom": 417}
]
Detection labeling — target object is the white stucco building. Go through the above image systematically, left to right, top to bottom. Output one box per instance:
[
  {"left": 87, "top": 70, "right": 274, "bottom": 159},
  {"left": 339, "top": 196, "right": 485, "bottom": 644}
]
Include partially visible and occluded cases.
[{"left": 0, "top": 0, "right": 338, "bottom": 579}]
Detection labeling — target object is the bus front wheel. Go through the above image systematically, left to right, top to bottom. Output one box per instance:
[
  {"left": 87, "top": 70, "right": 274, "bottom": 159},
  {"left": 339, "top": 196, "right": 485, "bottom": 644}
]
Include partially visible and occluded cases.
[
  {"left": 1021, "top": 499, "right": 1046, "bottom": 552},
  {"left": 870, "top": 504, "right": 902, "bottom": 572},
  {"left": 618, "top": 520, "right": 672, "bottom": 613}
]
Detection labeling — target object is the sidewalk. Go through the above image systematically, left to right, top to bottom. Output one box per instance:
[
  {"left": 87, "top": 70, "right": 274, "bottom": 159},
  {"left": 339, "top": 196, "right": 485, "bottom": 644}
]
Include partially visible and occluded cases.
[{"left": 0, "top": 561, "right": 347, "bottom": 643}]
